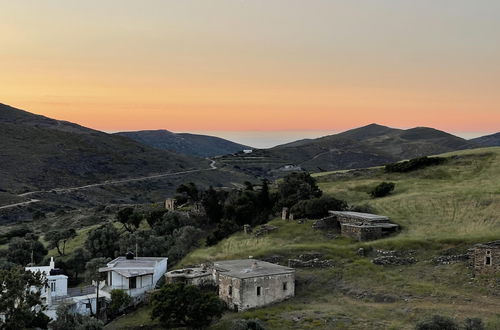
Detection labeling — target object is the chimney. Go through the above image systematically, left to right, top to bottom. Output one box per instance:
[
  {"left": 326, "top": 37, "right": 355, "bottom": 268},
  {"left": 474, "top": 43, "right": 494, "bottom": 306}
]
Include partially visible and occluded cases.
[{"left": 49, "top": 257, "right": 55, "bottom": 269}]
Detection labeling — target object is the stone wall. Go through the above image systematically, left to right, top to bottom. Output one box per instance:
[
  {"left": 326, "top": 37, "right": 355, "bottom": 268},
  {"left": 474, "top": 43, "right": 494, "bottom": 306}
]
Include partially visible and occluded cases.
[
  {"left": 311, "top": 215, "right": 339, "bottom": 230},
  {"left": 341, "top": 224, "right": 382, "bottom": 241},
  {"left": 473, "top": 246, "right": 500, "bottom": 276},
  {"left": 219, "top": 273, "right": 295, "bottom": 312}
]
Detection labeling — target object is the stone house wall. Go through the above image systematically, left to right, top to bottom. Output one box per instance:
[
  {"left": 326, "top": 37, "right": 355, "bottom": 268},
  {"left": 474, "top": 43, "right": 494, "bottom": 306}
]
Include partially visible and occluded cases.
[
  {"left": 341, "top": 224, "right": 383, "bottom": 241},
  {"left": 473, "top": 246, "right": 500, "bottom": 276},
  {"left": 218, "top": 273, "right": 295, "bottom": 311}
]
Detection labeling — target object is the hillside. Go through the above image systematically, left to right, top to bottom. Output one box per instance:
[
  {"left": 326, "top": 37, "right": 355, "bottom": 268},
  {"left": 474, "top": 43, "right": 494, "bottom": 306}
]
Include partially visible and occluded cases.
[
  {"left": 0, "top": 103, "right": 208, "bottom": 194},
  {"left": 217, "top": 124, "right": 479, "bottom": 176},
  {"left": 115, "top": 130, "right": 250, "bottom": 157},
  {"left": 471, "top": 132, "right": 500, "bottom": 147},
  {"left": 164, "top": 147, "right": 500, "bottom": 329}
]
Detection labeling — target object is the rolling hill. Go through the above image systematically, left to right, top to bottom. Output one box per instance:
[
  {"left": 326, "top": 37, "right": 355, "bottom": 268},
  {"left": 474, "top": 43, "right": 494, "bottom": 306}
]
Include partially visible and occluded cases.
[
  {"left": 0, "top": 103, "right": 208, "bottom": 194},
  {"left": 217, "top": 124, "right": 480, "bottom": 176},
  {"left": 115, "top": 130, "right": 250, "bottom": 157},
  {"left": 470, "top": 132, "right": 500, "bottom": 147}
]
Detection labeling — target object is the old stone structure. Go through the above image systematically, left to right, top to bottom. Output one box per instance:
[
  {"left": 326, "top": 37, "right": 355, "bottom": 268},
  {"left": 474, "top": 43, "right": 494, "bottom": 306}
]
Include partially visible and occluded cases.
[
  {"left": 165, "top": 198, "right": 176, "bottom": 211},
  {"left": 281, "top": 207, "right": 289, "bottom": 220},
  {"left": 314, "top": 211, "right": 399, "bottom": 241},
  {"left": 472, "top": 241, "right": 500, "bottom": 276},
  {"left": 213, "top": 259, "right": 295, "bottom": 312},
  {"left": 165, "top": 266, "right": 213, "bottom": 286}
]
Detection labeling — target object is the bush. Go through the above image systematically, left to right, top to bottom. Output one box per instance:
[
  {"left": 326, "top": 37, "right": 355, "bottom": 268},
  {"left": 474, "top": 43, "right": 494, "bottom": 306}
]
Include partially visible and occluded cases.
[
  {"left": 385, "top": 156, "right": 446, "bottom": 173},
  {"left": 369, "top": 182, "right": 395, "bottom": 198},
  {"left": 290, "top": 196, "right": 347, "bottom": 219},
  {"left": 151, "top": 282, "right": 225, "bottom": 329},
  {"left": 109, "top": 289, "right": 132, "bottom": 316},
  {"left": 415, "top": 315, "right": 459, "bottom": 330},
  {"left": 231, "top": 318, "right": 266, "bottom": 330},
  {"left": 463, "top": 318, "right": 485, "bottom": 330}
]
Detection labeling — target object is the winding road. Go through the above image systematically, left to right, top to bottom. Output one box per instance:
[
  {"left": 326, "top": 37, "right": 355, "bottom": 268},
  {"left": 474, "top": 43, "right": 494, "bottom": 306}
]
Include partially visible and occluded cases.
[{"left": 1, "top": 159, "right": 218, "bottom": 210}]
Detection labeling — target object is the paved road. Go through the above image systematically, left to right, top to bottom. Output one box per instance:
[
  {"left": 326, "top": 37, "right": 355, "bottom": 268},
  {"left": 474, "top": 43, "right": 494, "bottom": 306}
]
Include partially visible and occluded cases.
[{"left": 1, "top": 159, "right": 218, "bottom": 210}]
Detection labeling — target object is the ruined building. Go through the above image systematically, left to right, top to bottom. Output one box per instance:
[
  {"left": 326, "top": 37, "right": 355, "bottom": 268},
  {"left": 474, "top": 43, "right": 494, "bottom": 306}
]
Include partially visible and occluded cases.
[
  {"left": 313, "top": 211, "right": 399, "bottom": 241},
  {"left": 472, "top": 241, "right": 500, "bottom": 276},
  {"left": 167, "top": 259, "right": 295, "bottom": 312},
  {"left": 213, "top": 259, "right": 295, "bottom": 312}
]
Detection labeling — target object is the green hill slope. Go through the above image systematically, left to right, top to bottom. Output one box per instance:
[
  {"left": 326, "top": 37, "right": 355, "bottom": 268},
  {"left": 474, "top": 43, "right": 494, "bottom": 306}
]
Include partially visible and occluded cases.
[{"left": 175, "top": 147, "right": 500, "bottom": 329}]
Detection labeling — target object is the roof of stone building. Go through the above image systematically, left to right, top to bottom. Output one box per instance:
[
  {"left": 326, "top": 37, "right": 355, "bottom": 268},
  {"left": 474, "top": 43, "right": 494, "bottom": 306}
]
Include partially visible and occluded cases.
[
  {"left": 329, "top": 211, "right": 390, "bottom": 222},
  {"left": 341, "top": 222, "right": 399, "bottom": 229},
  {"left": 475, "top": 240, "right": 500, "bottom": 248},
  {"left": 99, "top": 256, "right": 167, "bottom": 277},
  {"left": 213, "top": 259, "right": 294, "bottom": 279},
  {"left": 166, "top": 267, "right": 211, "bottom": 279}
]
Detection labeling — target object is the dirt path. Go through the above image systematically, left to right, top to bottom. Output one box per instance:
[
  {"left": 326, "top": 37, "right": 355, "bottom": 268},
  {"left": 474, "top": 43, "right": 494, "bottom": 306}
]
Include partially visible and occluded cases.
[{"left": 1, "top": 160, "right": 218, "bottom": 209}]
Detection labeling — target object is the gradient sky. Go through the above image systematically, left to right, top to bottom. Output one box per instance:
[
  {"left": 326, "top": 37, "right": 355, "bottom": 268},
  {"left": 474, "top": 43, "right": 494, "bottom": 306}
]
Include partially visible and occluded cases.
[{"left": 1, "top": 0, "right": 499, "bottom": 135}]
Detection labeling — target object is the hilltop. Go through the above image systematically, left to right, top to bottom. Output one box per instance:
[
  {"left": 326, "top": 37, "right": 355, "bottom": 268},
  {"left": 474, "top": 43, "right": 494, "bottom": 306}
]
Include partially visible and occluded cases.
[
  {"left": 217, "top": 124, "right": 479, "bottom": 176},
  {"left": 115, "top": 130, "right": 250, "bottom": 157},
  {"left": 471, "top": 132, "right": 500, "bottom": 147}
]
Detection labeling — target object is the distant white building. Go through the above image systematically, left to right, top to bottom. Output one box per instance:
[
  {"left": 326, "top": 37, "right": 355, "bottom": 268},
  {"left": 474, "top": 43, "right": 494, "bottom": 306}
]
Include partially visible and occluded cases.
[
  {"left": 243, "top": 149, "right": 253, "bottom": 154},
  {"left": 99, "top": 253, "right": 168, "bottom": 301},
  {"left": 25, "top": 257, "right": 98, "bottom": 320}
]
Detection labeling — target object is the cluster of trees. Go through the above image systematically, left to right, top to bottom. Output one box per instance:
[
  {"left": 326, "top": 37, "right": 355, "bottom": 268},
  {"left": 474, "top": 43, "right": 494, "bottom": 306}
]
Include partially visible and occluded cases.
[
  {"left": 385, "top": 156, "right": 446, "bottom": 173},
  {"left": 0, "top": 232, "right": 48, "bottom": 269}
]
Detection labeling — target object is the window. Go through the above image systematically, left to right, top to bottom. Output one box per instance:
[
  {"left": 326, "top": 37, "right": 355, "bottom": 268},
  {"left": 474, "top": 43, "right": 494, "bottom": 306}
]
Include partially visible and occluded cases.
[
  {"left": 486, "top": 256, "right": 492, "bottom": 266},
  {"left": 129, "top": 277, "right": 137, "bottom": 289},
  {"left": 50, "top": 281, "right": 56, "bottom": 292},
  {"left": 283, "top": 282, "right": 288, "bottom": 291},
  {"left": 228, "top": 286, "right": 232, "bottom": 296},
  {"left": 256, "top": 286, "right": 261, "bottom": 296}
]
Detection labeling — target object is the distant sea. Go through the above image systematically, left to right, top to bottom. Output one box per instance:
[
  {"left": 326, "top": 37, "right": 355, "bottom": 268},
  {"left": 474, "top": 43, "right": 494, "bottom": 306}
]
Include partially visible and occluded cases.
[{"left": 187, "top": 130, "right": 493, "bottom": 149}]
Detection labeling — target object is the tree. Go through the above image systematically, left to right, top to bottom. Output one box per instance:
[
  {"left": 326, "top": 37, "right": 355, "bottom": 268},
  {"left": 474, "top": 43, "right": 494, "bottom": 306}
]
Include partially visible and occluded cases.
[
  {"left": 278, "top": 172, "right": 322, "bottom": 208},
  {"left": 258, "top": 179, "right": 272, "bottom": 211},
  {"left": 176, "top": 182, "right": 200, "bottom": 203},
  {"left": 369, "top": 182, "right": 395, "bottom": 198},
  {"left": 201, "top": 186, "right": 224, "bottom": 224},
  {"left": 290, "top": 196, "right": 347, "bottom": 219},
  {"left": 116, "top": 207, "right": 143, "bottom": 233},
  {"left": 145, "top": 209, "right": 168, "bottom": 228},
  {"left": 152, "top": 211, "right": 194, "bottom": 237},
  {"left": 85, "top": 223, "right": 120, "bottom": 258},
  {"left": 167, "top": 226, "right": 203, "bottom": 264},
  {"left": 45, "top": 229, "right": 77, "bottom": 256},
  {"left": 118, "top": 230, "right": 170, "bottom": 257},
  {"left": 7, "top": 235, "right": 48, "bottom": 266},
  {"left": 65, "top": 248, "right": 91, "bottom": 282},
  {"left": 85, "top": 258, "right": 109, "bottom": 317},
  {"left": 0, "top": 267, "right": 50, "bottom": 330},
  {"left": 150, "top": 282, "right": 225, "bottom": 329},
  {"left": 109, "top": 289, "right": 132, "bottom": 316},
  {"left": 50, "top": 304, "right": 104, "bottom": 330},
  {"left": 415, "top": 315, "right": 459, "bottom": 330}
]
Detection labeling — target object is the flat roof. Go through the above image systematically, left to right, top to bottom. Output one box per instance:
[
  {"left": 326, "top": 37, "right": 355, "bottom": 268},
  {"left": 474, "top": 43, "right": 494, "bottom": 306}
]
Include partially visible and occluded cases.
[
  {"left": 329, "top": 211, "right": 390, "bottom": 221},
  {"left": 341, "top": 223, "right": 398, "bottom": 229},
  {"left": 99, "top": 256, "right": 167, "bottom": 275},
  {"left": 213, "top": 259, "right": 294, "bottom": 279},
  {"left": 166, "top": 268, "right": 211, "bottom": 279}
]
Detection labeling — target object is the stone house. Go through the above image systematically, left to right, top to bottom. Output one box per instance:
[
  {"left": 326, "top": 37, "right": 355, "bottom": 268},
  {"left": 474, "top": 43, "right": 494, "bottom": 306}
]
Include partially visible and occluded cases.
[
  {"left": 313, "top": 211, "right": 399, "bottom": 241},
  {"left": 472, "top": 241, "right": 500, "bottom": 276},
  {"left": 99, "top": 253, "right": 168, "bottom": 301},
  {"left": 212, "top": 259, "right": 295, "bottom": 312},
  {"left": 165, "top": 266, "right": 213, "bottom": 286}
]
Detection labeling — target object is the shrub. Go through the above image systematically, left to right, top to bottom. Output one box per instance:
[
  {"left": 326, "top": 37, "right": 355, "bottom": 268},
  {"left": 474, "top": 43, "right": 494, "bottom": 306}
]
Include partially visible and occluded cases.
[
  {"left": 385, "top": 156, "right": 446, "bottom": 173},
  {"left": 369, "top": 182, "right": 395, "bottom": 198},
  {"left": 290, "top": 196, "right": 347, "bottom": 219},
  {"left": 151, "top": 282, "right": 225, "bottom": 329},
  {"left": 109, "top": 289, "right": 132, "bottom": 316},
  {"left": 415, "top": 315, "right": 459, "bottom": 330},
  {"left": 463, "top": 318, "right": 485, "bottom": 330}
]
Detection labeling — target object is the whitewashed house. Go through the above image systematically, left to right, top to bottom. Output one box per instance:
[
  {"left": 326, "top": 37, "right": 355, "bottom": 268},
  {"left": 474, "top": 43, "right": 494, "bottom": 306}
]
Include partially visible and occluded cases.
[
  {"left": 99, "top": 252, "right": 168, "bottom": 301},
  {"left": 25, "top": 257, "right": 98, "bottom": 319}
]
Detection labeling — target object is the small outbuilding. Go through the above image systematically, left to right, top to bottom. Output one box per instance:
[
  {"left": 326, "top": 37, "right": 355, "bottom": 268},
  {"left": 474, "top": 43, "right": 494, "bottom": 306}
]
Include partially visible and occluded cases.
[
  {"left": 472, "top": 241, "right": 500, "bottom": 276},
  {"left": 212, "top": 259, "right": 295, "bottom": 312}
]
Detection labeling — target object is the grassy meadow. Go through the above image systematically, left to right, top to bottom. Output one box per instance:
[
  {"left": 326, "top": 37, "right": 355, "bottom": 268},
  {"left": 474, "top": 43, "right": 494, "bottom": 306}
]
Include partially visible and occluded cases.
[{"left": 173, "top": 147, "right": 500, "bottom": 329}]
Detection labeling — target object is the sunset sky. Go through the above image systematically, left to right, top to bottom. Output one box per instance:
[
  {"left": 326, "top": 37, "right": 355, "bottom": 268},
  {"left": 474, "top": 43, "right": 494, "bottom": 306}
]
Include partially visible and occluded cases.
[{"left": 1, "top": 0, "right": 499, "bottom": 146}]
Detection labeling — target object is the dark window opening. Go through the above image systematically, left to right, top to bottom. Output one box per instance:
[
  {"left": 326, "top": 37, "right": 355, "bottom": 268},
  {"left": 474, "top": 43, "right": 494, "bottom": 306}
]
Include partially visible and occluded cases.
[
  {"left": 486, "top": 256, "right": 492, "bottom": 266},
  {"left": 129, "top": 277, "right": 137, "bottom": 289},
  {"left": 283, "top": 282, "right": 288, "bottom": 291},
  {"left": 229, "top": 286, "right": 232, "bottom": 296},
  {"left": 256, "top": 286, "right": 261, "bottom": 296}
]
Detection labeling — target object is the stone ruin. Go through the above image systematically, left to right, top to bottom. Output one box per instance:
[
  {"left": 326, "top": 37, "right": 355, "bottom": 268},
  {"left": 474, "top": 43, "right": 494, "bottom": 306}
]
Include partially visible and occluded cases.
[
  {"left": 165, "top": 198, "right": 176, "bottom": 211},
  {"left": 253, "top": 224, "right": 278, "bottom": 237},
  {"left": 288, "top": 252, "right": 335, "bottom": 268}
]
